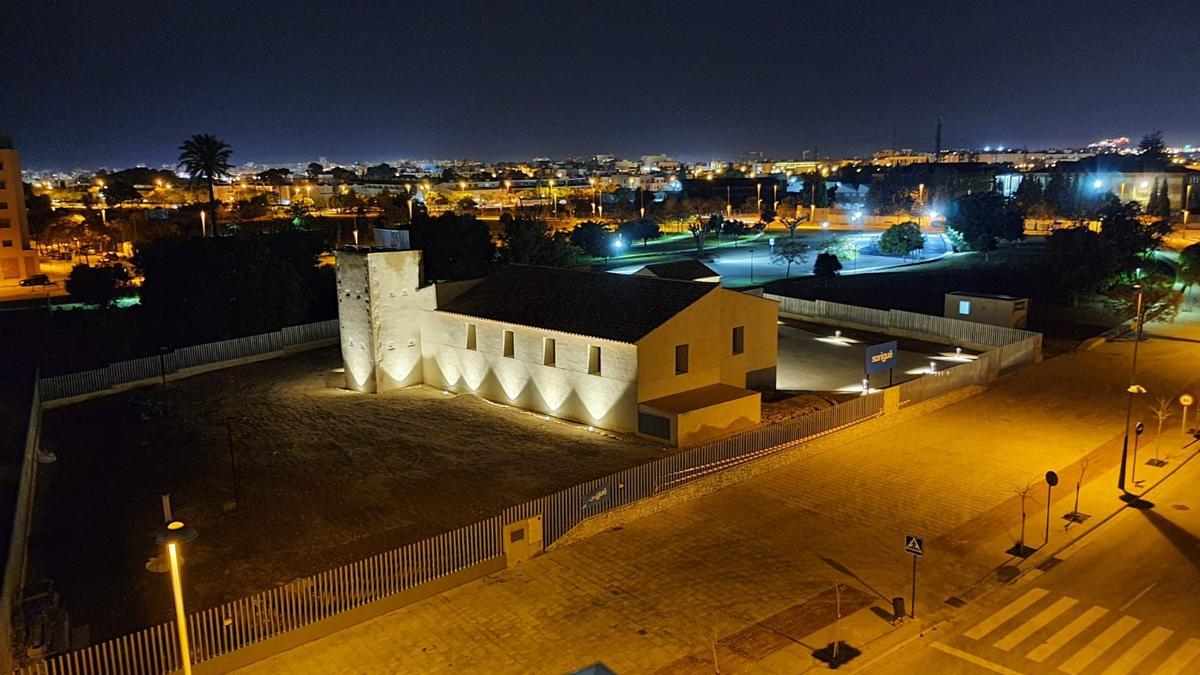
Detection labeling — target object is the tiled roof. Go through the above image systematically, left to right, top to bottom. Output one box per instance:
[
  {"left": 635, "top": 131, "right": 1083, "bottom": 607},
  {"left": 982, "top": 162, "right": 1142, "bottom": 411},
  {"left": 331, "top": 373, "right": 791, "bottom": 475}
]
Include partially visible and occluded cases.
[
  {"left": 637, "top": 259, "right": 720, "bottom": 281},
  {"left": 437, "top": 264, "right": 717, "bottom": 343}
]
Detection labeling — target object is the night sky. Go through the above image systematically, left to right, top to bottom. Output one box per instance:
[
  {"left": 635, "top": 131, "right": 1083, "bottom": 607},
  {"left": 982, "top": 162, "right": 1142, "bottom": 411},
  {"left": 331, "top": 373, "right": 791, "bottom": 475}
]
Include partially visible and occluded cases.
[{"left": 4, "top": 0, "right": 1198, "bottom": 169}]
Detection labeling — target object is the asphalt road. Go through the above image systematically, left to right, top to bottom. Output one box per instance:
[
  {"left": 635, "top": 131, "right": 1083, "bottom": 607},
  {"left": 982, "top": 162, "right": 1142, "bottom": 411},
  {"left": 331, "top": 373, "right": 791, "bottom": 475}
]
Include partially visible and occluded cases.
[{"left": 871, "top": 447, "right": 1200, "bottom": 675}]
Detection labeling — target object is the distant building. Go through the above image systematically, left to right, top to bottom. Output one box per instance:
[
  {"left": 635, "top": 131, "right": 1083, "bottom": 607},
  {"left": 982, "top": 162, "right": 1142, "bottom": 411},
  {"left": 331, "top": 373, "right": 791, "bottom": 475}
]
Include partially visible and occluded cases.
[
  {"left": 0, "top": 138, "right": 40, "bottom": 285},
  {"left": 871, "top": 149, "right": 934, "bottom": 167},
  {"left": 336, "top": 251, "right": 778, "bottom": 446},
  {"left": 633, "top": 260, "right": 721, "bottom": 284},
  {"left": 945, "top": 292, "right": 1029, "bottom": 329}
]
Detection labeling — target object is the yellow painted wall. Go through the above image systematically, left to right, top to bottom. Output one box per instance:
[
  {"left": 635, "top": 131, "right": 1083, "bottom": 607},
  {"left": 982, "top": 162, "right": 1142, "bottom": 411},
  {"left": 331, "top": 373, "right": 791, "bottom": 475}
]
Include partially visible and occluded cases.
[
  {"left": 0, "top": 148, "right": 39, "bottom": 284},
  {"left": 635, "top": 289, "right": 777, "bottom": 403},
  {"left": 675, "top": 392, "right": 761, "bottom": 447}
]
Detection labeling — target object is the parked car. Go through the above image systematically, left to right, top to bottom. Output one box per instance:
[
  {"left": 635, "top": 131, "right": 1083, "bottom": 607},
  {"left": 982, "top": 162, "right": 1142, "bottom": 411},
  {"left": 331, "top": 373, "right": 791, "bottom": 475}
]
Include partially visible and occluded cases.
[{"left": 19, "top": 274, "right": 53, "bottom": 287}]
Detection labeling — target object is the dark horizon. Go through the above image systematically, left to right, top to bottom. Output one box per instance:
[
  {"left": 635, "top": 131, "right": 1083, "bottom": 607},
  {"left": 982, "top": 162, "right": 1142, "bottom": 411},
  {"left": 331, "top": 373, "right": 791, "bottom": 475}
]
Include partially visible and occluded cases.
[{"left": 4, "top": 0, "right": 1199, "bottom": 170}]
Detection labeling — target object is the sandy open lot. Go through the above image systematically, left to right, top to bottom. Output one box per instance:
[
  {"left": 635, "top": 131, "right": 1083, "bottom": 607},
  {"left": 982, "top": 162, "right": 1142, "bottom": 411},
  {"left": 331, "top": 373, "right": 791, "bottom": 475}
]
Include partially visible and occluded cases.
[{"left": 29, "top": 346, "right": 665, "bottom": 641}]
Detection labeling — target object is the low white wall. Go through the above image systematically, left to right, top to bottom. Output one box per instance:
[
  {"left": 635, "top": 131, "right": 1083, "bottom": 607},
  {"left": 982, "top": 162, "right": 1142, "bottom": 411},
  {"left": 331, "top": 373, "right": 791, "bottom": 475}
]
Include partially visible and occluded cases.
[{"left": 422, "top": 313, "right": 640, "bottom": 432}]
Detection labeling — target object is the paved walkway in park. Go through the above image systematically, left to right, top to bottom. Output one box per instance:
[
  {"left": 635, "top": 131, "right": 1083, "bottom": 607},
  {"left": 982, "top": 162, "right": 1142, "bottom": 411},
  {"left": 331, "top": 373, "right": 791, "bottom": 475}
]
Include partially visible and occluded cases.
[{"left": 239, "top": 311, "right": 1200, "bottom": 674}]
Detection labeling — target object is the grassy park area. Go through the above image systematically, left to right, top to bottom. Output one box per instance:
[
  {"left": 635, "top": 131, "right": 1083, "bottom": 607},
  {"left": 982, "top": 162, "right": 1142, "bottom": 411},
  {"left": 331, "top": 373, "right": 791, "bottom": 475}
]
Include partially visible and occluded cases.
[{"left": 27, "top": 347, "right": 665, "bottom": 642}]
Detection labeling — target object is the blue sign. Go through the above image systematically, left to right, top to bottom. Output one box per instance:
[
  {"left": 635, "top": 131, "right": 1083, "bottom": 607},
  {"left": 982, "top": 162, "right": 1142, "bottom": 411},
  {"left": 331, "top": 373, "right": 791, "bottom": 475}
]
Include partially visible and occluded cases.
[{"left": 865, "top": 340, "right": 898, "bottom": 375}]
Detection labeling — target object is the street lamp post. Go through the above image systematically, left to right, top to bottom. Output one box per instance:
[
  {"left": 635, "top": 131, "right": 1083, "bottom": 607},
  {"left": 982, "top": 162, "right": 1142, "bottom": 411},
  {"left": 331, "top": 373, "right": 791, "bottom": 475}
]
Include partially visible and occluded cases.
[
  {"left": 1117, "top": 284, "right": 1146, "bottom": 493},
  {"left": 156, "top": 520, "right": 199, "bottom": 675}
]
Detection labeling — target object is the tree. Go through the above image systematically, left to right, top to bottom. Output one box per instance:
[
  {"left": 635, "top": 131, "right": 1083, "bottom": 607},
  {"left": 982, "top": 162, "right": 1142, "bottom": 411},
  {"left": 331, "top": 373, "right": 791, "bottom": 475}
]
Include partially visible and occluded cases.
[
  {"left": 1138, "top": 130, "right": 1167, "bottom": 161},
  {"left": 177, "top": 134, "right": 233, "bottom": 234},
  {"left": 305, "top": 162, "right": 323, "bottom": 179},
  {"left": 1043, "top": 171, "right": 1068, "bottom": 217},
  {"left": 1012, "top": 176, "right": 1045, "bottom": 216},
  {"left": 102, "top": 180, "right": 142, "bottom": 207},
  {"left": 1152, "top": 180, "right": 1171, "bottom": 222},
  {"left": 24, "top": 186, "right": 55, "bottom": 241},
  {"left": 946, "top": 191, "right": 1024, "bottom": 253},
  {"left": 234, "top": 194, "right": 272, "bottom": 220},
  {"left": 1097, "top": 198, "right": 1169, "bottom": 275},
  {"left": 408, "top": 212, "right": 495, "bottom": 281},
  {"left": 780, "top": 214, "right": 806, "bottom": 239},
  {"left": 499, "top": 215, "right": 579, "bottom": 267},
  {"left": 615, "top": 218, "right": 660, "bottom": 248},
  {"left": 686, "top": 218, "right": 711, "bottom": 254},
  {"left": 720, "top": 218, "right": 751, "bottom": 237},
  {"left": 569, "top": 221, "right": 613, "bottom": 258},
  {"left": 878, "top": 221, "right": 925, "bottom": 257},
  {"left": 1042, "top": 227, "right": 1112, "bottom": 306},
  {"left": 137, "top": 236, "right": 311, "bottom": 345},
  {"left": 822, "top": 236, "right": 860, "bottom": 269},
  {"left": 771, "top": 239, "right": 810, "bottom": 277},
  {"left": 1178, "top": 242, "right": 1200, "bottom": 303},
  {"left": 812, "top": 252, "right": 843, "bottom": 283},
  {"left": 65, "top": 263, "right": 127, "bottom": 308},
  {"left": 1107, "top": 272, "right": 1182, "bottom": 323}
]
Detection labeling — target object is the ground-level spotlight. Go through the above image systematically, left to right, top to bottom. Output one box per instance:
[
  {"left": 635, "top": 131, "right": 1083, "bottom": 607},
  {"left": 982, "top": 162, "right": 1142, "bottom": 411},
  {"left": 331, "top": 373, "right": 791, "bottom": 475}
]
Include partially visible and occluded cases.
[{"left": 929, "top": 361, "right": 937, "bottom": 374}]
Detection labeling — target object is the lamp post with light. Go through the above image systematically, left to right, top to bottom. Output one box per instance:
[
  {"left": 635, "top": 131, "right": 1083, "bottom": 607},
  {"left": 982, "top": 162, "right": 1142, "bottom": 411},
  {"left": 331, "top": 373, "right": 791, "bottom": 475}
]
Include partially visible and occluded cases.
[
  {"left": 1117, "top": 283, "right": 1146, "bottom": 494},
  {"left": 157, "top": 519, "right": 199, "bottom": 675}
]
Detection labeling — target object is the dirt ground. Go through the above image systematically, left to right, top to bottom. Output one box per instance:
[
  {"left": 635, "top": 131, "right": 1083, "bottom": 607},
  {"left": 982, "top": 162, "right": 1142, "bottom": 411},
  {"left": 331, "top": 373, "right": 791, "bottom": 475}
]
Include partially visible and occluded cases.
[{"left": 28, "top": 347, "right": 665, "bottom": 642}]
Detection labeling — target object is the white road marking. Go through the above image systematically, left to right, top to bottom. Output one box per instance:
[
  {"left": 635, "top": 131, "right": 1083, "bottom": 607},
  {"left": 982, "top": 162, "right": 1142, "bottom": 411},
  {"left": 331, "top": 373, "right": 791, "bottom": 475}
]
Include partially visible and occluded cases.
[
  {"left": 1117, "top": 581, "right": 1157, "bottom": 613},
  {"left": 965, "top": 588, "right": 1051, "bottom": 640},
  {"left": 994, "top": 596, "right": 1078, "bottom": 651},
  {"left": 1027, "top": 605, "right": 1108, "bottom": 663},
  {"left": 1058, "top": 615, "right": 1141, "bottom": 675},
  {"left": 1100, "top": 626, "right": 1173, "bottom": 675},
  {"left": 1152, "top": 637, "right": 1200, "bottom": 675},
  {"left": 931, "top": 642, "right": 1026, "bottom": 675}
]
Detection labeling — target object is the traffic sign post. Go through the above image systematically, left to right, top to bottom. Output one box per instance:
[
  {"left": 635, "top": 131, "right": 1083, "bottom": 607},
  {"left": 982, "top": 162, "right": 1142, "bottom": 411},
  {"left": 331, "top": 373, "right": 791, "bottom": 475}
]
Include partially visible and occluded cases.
[
  {"left": 1180, "top": 394, "right": 1194, "bottom": 440},
  {"left": 1132, "top": 422, "right": 1145, "bottom": 486},
  {"left": 1043, "top": 471, "right": 1058, "bottom": 547},
  {"left": 904, "top": 535, "right": 923, "bottom": 619}
]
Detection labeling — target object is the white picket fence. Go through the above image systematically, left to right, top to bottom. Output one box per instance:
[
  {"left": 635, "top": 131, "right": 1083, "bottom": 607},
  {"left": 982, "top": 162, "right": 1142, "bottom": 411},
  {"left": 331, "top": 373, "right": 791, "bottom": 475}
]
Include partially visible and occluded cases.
[{"left": 39, "top": 320, "right": 340, "bottom": 402}]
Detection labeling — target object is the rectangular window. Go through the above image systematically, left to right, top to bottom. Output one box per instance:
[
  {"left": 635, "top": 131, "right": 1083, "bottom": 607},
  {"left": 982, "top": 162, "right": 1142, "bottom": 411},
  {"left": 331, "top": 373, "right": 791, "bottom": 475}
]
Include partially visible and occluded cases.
[
  {"left": 0, "top": 181, "right": 6, "bottom": 190},
  {"left": 0, "top": 202, "right": 9, "bottom": 210},
  {"left": 0, "top": 218, "right": 10, "bottom": 229},
  {"left": 1, "top": 240, "right": 11, "bottom": 248},
  {"left": 958, "top": 300, "right": 971, "bottom": 315},
  {"left": 465, "top": 323, "right": 477, "bottom": 350},
  {"left": 732, "top": 326, "right": 745, "bottom": 355},
  {"left": 503, "top": 330, "right": 515, "bottom": 358},
  {"left": 543, "top": 337, "right": 556, "bottom": 366},
  {"left": 674, "top": 344, "right": 689, "bottom": 375},
  {"left": 587, "top": 345, "right": 601, "bottom": 375},
  {"left": 638, "top": 411, "right": 672, "bottom": 440}
]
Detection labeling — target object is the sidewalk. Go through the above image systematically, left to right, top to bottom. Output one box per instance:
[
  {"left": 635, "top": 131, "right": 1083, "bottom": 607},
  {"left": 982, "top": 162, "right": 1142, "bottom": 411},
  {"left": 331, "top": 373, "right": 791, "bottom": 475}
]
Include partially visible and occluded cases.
[{"left": 237, "top": 311, "right": 1200, "bottom": 674}]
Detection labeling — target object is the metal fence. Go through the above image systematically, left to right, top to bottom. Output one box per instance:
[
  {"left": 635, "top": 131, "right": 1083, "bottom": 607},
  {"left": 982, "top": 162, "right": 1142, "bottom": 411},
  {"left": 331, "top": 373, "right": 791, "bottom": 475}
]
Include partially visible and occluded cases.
[
  {"left": 38, "top": 320, "right": 339, "bottom": 403},
  {"left": 11, "top": 390, "right": 886, "bottom": 675}
]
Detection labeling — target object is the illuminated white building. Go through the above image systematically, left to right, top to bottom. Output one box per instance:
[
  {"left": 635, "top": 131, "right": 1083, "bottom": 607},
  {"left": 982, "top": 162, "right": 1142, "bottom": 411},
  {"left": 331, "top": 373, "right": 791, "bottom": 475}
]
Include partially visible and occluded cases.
[{"left": 336, "top": 250, "right": 778, "bottom": 446}]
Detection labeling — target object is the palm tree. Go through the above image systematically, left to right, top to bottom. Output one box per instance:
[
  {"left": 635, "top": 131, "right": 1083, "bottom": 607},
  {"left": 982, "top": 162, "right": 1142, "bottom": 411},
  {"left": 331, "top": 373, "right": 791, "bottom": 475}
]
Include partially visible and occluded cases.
[{"left": 177, "top": 134, "right": 233, "bottom": 235}]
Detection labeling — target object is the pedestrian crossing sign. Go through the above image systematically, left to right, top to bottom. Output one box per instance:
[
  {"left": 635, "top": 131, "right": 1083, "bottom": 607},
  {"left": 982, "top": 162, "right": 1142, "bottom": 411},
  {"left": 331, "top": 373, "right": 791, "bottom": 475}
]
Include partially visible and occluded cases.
[{"left": 905, "top": 535, "right": 924, "bottom": 557}]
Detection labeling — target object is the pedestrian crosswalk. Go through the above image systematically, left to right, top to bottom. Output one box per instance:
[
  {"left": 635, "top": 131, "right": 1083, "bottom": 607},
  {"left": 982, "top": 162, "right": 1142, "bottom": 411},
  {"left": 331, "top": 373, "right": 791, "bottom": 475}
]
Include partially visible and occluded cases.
[{"left": 958, "top": 588, "right": 1200, "bottom": 674}]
